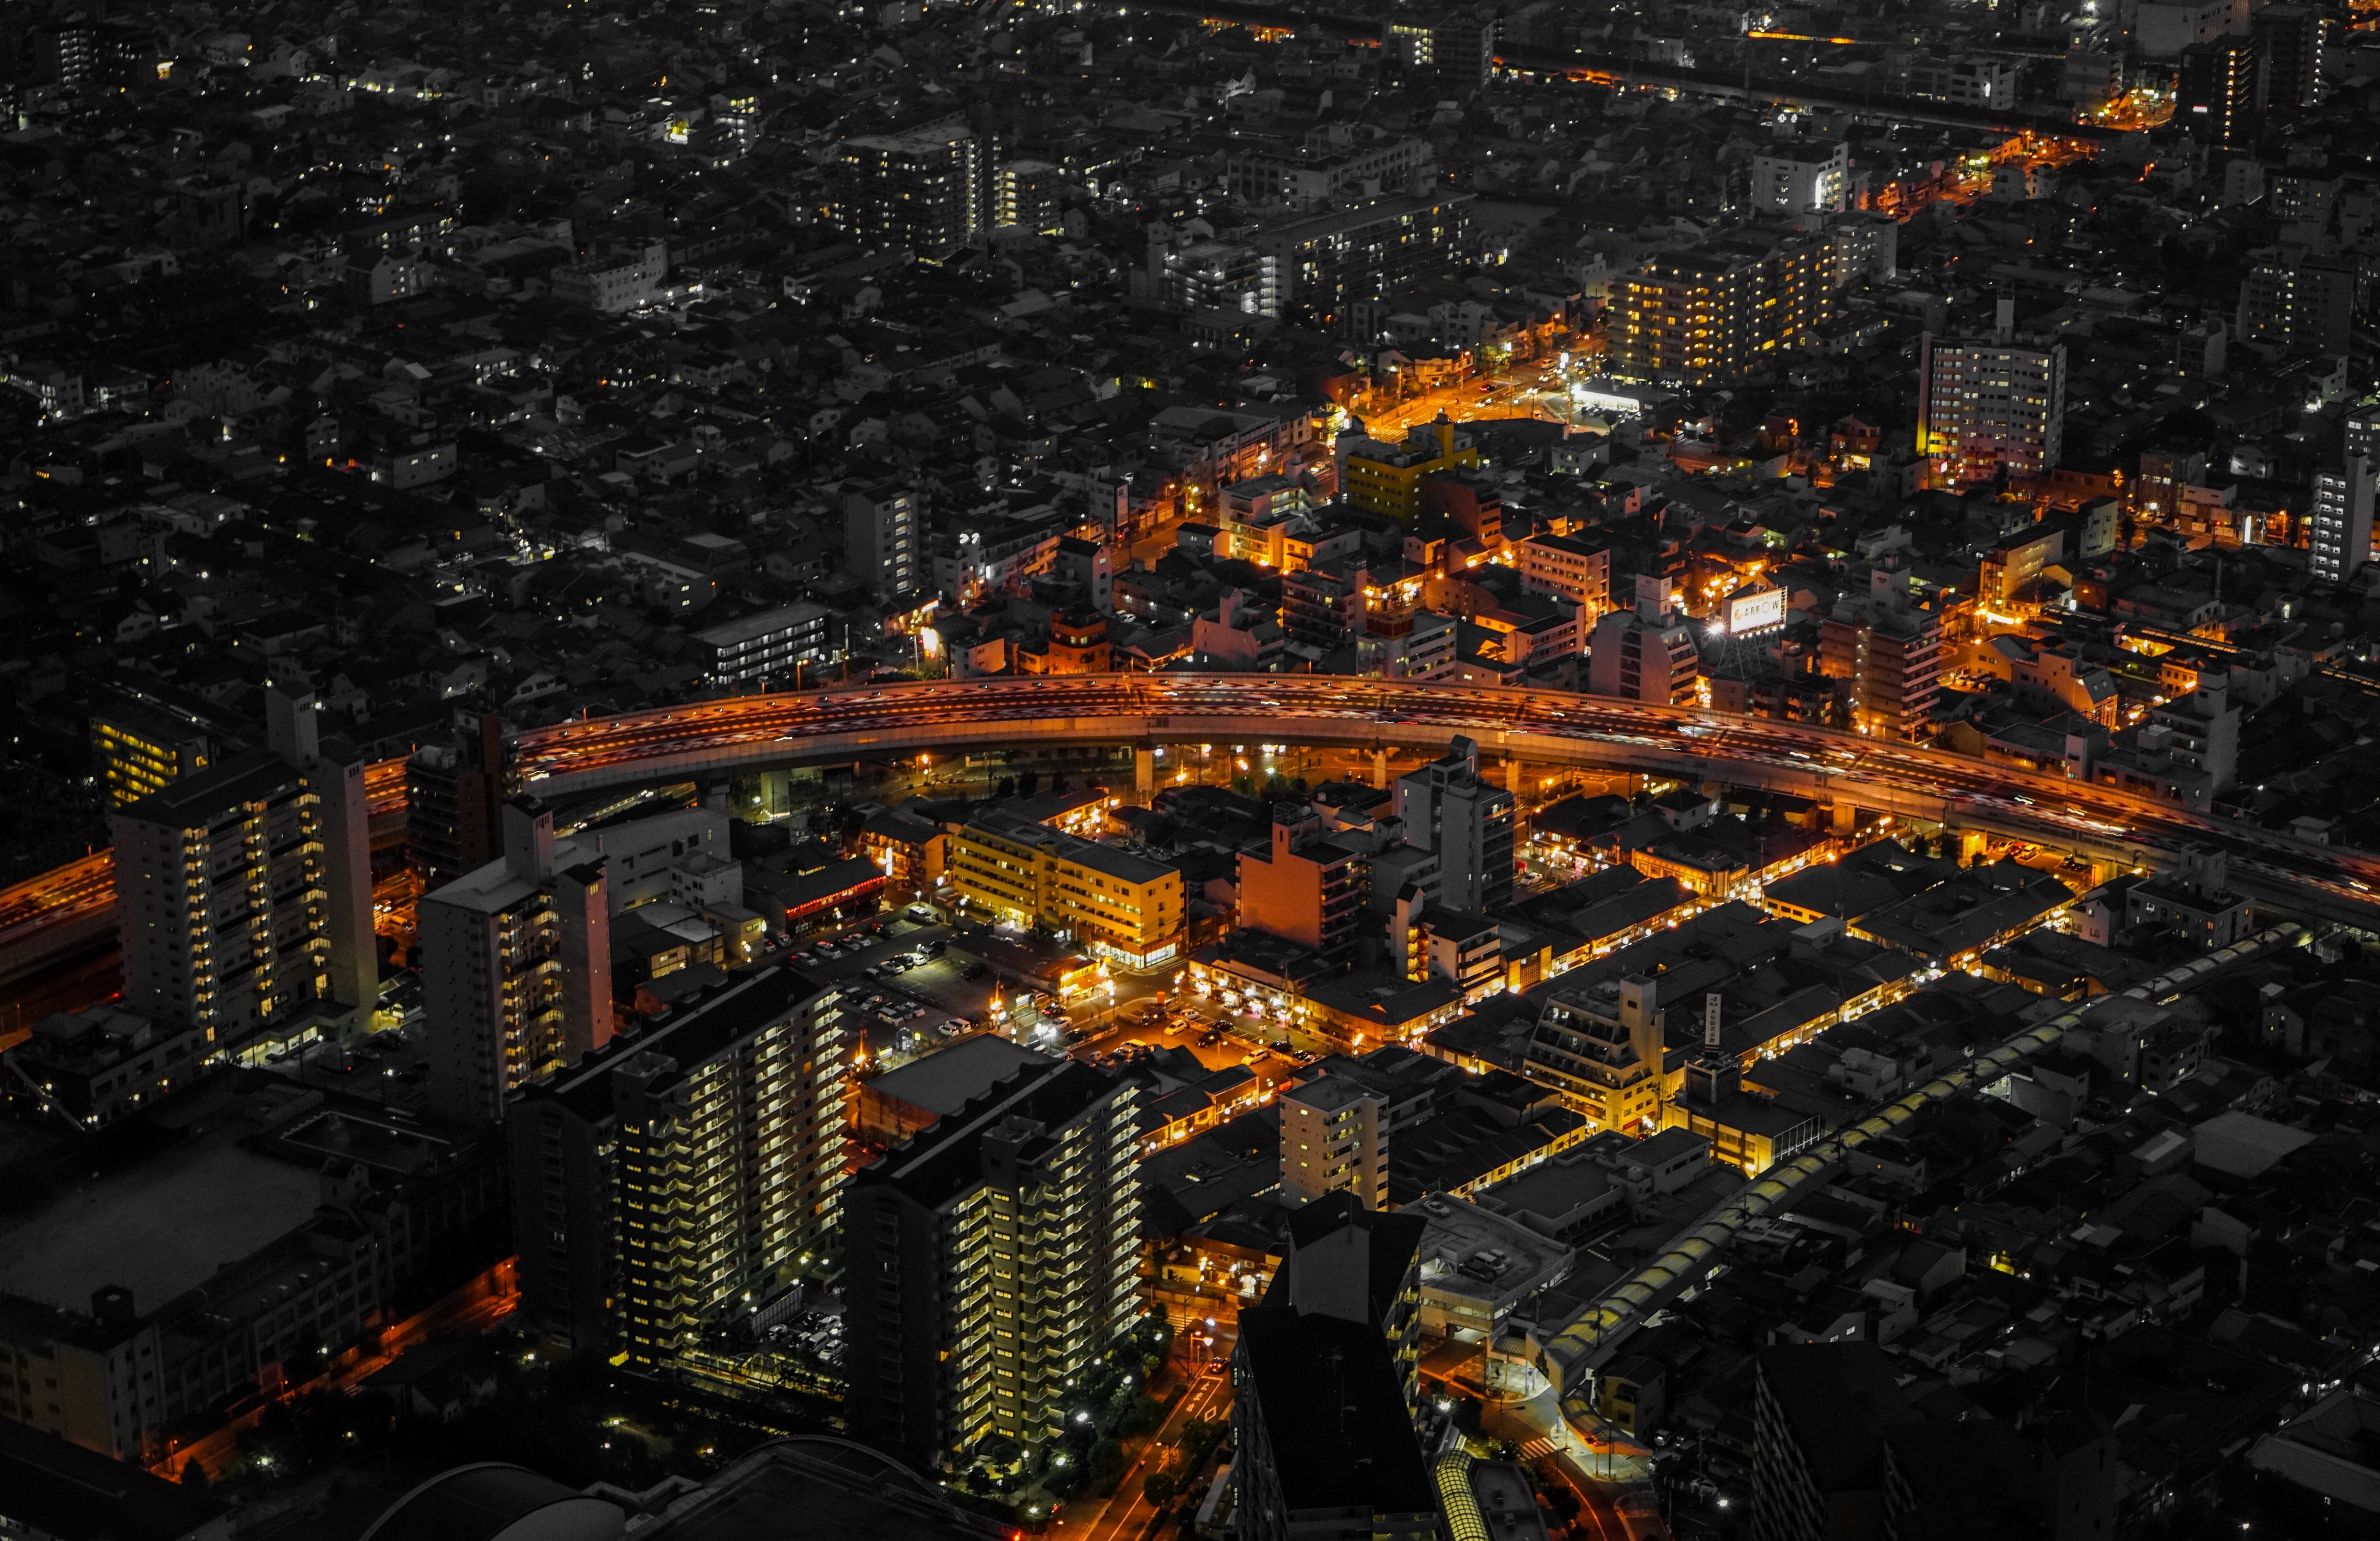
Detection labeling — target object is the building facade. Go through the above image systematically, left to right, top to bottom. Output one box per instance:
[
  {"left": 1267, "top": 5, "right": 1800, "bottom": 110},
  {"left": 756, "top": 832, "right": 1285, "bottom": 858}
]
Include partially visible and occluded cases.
[
  {"left": 1917, "top": 330, "right": 2067, "bottom": 484},
  {"left": 1394, "top": 736, "right": 1515, "bottom": 913},
  {"left": 948, "top": 809, "right": 1183, "bottom": 969}
]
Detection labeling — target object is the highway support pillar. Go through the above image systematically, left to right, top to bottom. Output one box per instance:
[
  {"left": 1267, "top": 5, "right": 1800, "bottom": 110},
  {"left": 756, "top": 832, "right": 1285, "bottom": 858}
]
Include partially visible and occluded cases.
[
  {"left": 1134, "top": 745, "right": 1155, "bottom": 802},
  {"left": 1372, "top": 748, "right": 1389, "bottom": 789},
  {"left": 1506, "top": 757, "right": 1524, "bottom": 795}
]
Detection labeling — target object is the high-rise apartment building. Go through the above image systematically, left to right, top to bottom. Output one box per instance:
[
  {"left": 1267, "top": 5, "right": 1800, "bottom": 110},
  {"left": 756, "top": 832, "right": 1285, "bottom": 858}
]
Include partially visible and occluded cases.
[
  {"left": 2253, "top": 4, "right": 2325, "bottom": 108},
  {"left": 2178, "top": 35, "right": 2262, "bottom": 147},
  {"left": 834, "top": 126, "right": 987, "bottom": 251},
  {"left": 994, "top": 159, "right": 1067, "bottom": 234},
  {"left": 1250, "top": 194, "right": 1473, "bottom": 331},
  {"left": 1614, "top": 232, "right": 1829, "bottom": 386},
  {"left": 2236, "top": 252, "right": 2357, "bottom": 358},
  {"left": 1917, "top": 312, "right": 2067, "bottom": 484},
  {"left": 2309, "top": 452, "right": 2375, "bottom": 585},
  {"left": 842, "top": 480, "right": 921, "bottom": 600},
  {"left": 1820, "top": 574, "right": 1947, "bottom": 740},
  {"left": 1588, "top": 575, "right": 1702, "bottom": 706},
  {"left": 110, "top": 689, "right": 374, "bottom": 1038},
  {"left": 88, "top": 698, "right": 212, "bottom": 808},
  {"left": 1393, "top": 735, "right": 1514, "bottom": 913},
  {"left": 421, "top": 799, "right": 611, "bottom": 1127},
  {"left": 509, "top": 967, "right": 851, "bottom": 1362},
  {"left": 842, "top": 1058, "right": 1141, "bottom": 1468},
  {"left": 1280, "top": 1076, "right": 1389, "bottom": 1208}
]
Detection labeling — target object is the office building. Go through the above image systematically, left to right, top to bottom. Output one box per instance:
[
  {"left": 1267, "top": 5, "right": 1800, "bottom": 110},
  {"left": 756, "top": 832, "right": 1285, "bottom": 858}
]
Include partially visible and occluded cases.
[
  {"left": 2254, "top": 4, "right": 2325, "bottom": 108},
  {"left": 2178, "top": 35, "right": 2262, "bottom": 147},
  {"left": 834, "top": 126, "right": 988, "bottom": 251},
  {"left": 1751, "top": 140, "right": 1849, "bottom": 215},
  {"left": 1250, "top": 194, "right": 1473, "bottom": 331},
  {"left": 1613, "top": 232, "right": 1829, "bottom": 386},
  {"left": 2236, "top": 252, "right": 2357, "bottom": 358},
  {"left": 1917, "top": 311, "right": 2067, "bottom": 484},
  {"left": 1342, "top": 418, "right": 1480, "bottom": 525},
  {"left": 2309, "top": 453, "right": 2375, "bottom": 585},
  {"left": 844, "top": 481, "right": 922, "bottom": 600},
  {"left": 1820, "top": 573, "right": 1947, "bottom": 740},
  {"left": 1588, "top": 575, "right": 1703, "bottom": 706},
  {"left": 694, "top": 602, "right": 832, "bottom": 688},
  {"left": 110, "top": 690, "right": 373, "bottom": 1038},
  {"left": 88, "top": 699, "right": 212, "bottom": 808},
  {"left": 407, "top": 716, "right": 505, "bottom": 892},
  {"left": 1394, "top": 735, "right": 1515, "bottom": 913},
  {"left": 421, "top": 800, "right": 611, "bottom": 1127},
  {"left": 948, "top": 808, "right": 1183, "bottom": 970},
  {"left": 1239, "top": 810, "right": 1367, "bottom": 956},
  {"left": 509, "top": 967, "right": 851, "bottom": 1362},
  {"left": 1521, "top": 978, "right": 1667, "bottom": 1135},
  {"left": 842, "top": 1057, "right": 1141, "bottom": 1468},
  {"left": 1281, "top": 1076, "right": 1389, "bottom": 1209},
  {"left": 1233, "top": 1196, "right": 1433, "bottom": 1541}
]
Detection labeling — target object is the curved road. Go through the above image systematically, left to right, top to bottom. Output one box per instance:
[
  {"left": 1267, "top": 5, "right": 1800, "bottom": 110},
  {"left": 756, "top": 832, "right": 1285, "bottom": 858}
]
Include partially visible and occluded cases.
[
  {"left": 512, "top": 675, "right": 2379, "bottom": 918},
  {"left": 4, "top": 677, "right": 2373, "bottom": 991}
]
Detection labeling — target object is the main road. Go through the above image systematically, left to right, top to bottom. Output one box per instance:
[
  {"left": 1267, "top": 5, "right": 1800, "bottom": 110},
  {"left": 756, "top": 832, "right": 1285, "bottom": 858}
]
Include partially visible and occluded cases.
[
  {"left": 511, "top": 674, "right": 2378, "bottom": 923},
  {"left": 3, "top": 677, "right": 2373, "bottom": 1000}
]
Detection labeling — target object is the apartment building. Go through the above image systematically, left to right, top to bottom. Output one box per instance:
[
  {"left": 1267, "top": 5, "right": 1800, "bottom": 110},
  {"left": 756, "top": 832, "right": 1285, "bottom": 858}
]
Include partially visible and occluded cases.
[
  {"left": 834, "top": 125, "right": 988, "bottom": 251},
  {"left": 1226, "top": 129, "right": 1436, "bottom": 211},
  {"left": 1751, "top": 139, "right": 1849, "bottom": 215},
  {"left": 1250, "top": 193, "right": 1474, "bottom": 330},
  {"left": 1614, "top": 232, "right": 1829, "bottom": 386},
  {"left": 2236, "top": 251, "right": 2356, "bottom": 358},
  {"left": 1917, "top": 318, "right": 2067, "bottom": 485},
  {"left": 1341, "top": 418, "right": 1480, "bottom": 524},
  {"left": 2309, "top": 452, "right": 2375, "bottom": 585},
  {"left": 843, "top": 481, "right": 921, "bottom": 600},
  {"left": 1516, "top": 531, "right": 1613, "bottom": 613},
  {"left": 1820, "top": 576, "right": 1947, "bottom": 740},
  {"left": 693, "top": 602, "right": 832, "bottom": 687},
  {"left": 111, "top": 690, "right": 374, "bottom": 1039},
  {"left": 88, "top": 698, "right": 212, "bottom": 808},
  {"left": 1394, "top": 736, "right": 1515, "bottom": 914},
  {"left": 421, "top": 800, "right": 611, "bottom": 1127},
  {"left": 948, "top": 809, "right": 1184, "bottom": 969},
  {"left": 1239, "top": 812, "right": 1368, "bottom": 956},
  {"left": 508, "top": 967, "right": 851, "bottom": 1363},
  {"left": 1521, "top": 978, "right": 1667, "bottom": 1135},
  {"left": 842, "top": 1058, "right": 1141, "bottom": 1468},
  {"left": 1280, "top": 1075, "right": 1390, "bottom": 1209}
]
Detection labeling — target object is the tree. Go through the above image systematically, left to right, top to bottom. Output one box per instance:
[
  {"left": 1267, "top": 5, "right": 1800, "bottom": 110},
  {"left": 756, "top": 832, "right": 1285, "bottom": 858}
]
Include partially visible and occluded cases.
[
  {"left": 178, "top": 1459, "right": 208, "bottom": 1491},
  {"left": 1143, "top": 1470, "right": 1180, "bottom": 1506}
]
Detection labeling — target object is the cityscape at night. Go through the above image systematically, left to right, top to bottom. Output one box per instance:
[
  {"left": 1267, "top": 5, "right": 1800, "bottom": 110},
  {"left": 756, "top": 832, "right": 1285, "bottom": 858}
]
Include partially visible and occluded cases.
[{"left": 5, "top": 0, "right": 2380, "bottom": 1537}]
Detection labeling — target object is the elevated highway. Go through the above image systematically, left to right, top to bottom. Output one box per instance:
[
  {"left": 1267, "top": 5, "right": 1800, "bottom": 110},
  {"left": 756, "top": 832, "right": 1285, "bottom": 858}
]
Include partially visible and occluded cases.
[
  {"left": 513, "top": 675, "right": 2380, "bottom": 925},
  {"left": 4, "top": 676, "right": 2374, "bottom": 1003}
]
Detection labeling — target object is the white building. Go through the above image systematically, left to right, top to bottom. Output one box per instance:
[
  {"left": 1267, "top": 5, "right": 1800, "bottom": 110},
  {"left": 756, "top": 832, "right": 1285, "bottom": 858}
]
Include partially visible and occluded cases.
[
  {"left": 1751, "top": 140, "right": 1848, "bottom": 215},
  {"left": 1917, "top": 314, "right": 2066, "bottom": 484},
  {"left": 1587, "top": 575, "right": 1701, "bottom": 705}
]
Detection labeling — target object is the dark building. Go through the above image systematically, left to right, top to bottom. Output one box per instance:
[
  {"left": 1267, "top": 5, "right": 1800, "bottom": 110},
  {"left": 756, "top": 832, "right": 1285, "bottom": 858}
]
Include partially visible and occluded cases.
[
  {"left": 2253, "top": 4, "right": 2325, "bottom": 109},
  {"left": 2178, "top": 35, "right": 2263, "bottom": 147},
  {"left": 406, "top": 715, "right": 506, "bottom": 891},
  {"left": 1753, "top": 1342, "right": 1923, "bottom": 1541}
]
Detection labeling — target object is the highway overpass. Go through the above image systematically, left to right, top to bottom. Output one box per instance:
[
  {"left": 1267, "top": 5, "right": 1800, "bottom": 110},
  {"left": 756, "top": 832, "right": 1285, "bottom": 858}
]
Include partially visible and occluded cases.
[{"left": 4, "top": 676, "right": 2375, "bottom": 1013}]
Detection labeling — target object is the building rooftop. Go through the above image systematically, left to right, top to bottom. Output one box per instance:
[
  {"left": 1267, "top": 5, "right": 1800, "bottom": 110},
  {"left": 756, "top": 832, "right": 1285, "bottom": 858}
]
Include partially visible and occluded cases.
[
  {"left": 864, "top": 1034, "right": 1060, "bottom": 1119},
  {"left": 0, "top": 1117, "right": 324, "bottom": 1315}
]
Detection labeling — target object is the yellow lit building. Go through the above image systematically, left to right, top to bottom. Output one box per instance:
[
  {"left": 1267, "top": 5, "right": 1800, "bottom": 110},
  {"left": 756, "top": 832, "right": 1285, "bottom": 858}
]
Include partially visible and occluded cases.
[
  {"left": 1340, "top": 416, "right": 1479, "bottom": 524},
  {"left": 89, "top": 705, "right": 212, "bottom": 807},
  {"left": 949, "top": 809, "right": 1183, "bottom": 969}
]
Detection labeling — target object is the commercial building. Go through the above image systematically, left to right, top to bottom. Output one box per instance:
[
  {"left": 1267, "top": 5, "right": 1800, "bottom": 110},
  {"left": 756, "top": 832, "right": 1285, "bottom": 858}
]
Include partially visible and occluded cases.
[
  {"left": 835, "top": 126, "right": 988, "bottom": 251},
  {"left": 1917, "top": 317, "right": 2067, "bottom": 484},
  {"left": 1341, "top": 418, "right": 1480, "bottom": 524},
  {"left": 844, "top": 481, "right": 922, "bottom": 600},
  {"left": 1588, "top": 575, "right": 1702, "bottom": 706},
  {"left": 694, "top": 602, "right": 832, "bottom": 687},
  {"left": 111, "top": 690, "right": 374, "bottom": 1040},
  {"left": 1394, "top": 736, "right": 1515, "bottom": 913},
  {"left": 421, "top": 799, "right": 611, "bottom": 1127},
  {"left": 948, "top": 808, "right": 1183, "bottom": 969},
  {"left": 508, "top": 967, "right": 851, "bottom": 1363},
  {"left": 841, "top": 1057, "right": 1141, "bottom": 1468},
  {"left": 1281, "top": 1075, "right": 1390, "bottom": 1209}
]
